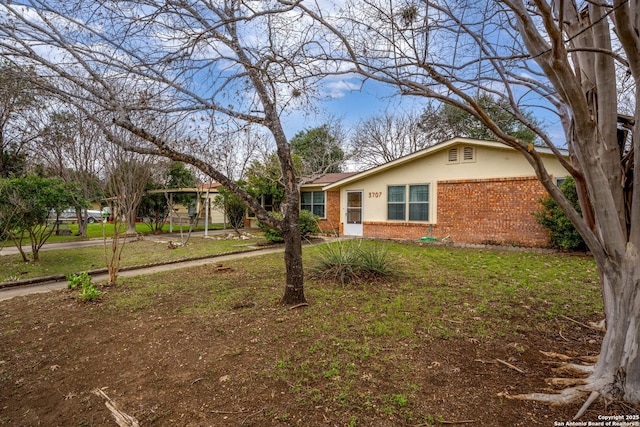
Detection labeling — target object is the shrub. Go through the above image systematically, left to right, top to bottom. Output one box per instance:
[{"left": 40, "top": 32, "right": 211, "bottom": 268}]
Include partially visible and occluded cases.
[
  {"left": 535, "top": 177, "right": 587, "bottom": 251},
  {"left": 299, "top": 209, "right": 321, "bottom": 237},
  {"left": 258, "top": 210, "right": 321, "bottom": 243},
  {"left": 258, "top": 212, "right": 285, "bottom": 243},
  {"left": 310, "top": 240, "right": 397, "bottom": 285},
  {"left": 310, "top": 241, "right": 361, "bottom": 285},
  {"left": 357, "top": 243, "right": 394, "bottom": 277},
  {"left": 67, "top": 271, "right": 101, "bottom": 301},
  {"left": 67, "top": 271, "right": 91, "bottom": 289},
  {"left": 79, "top": 282, "right": 101, "bottom": 302}
]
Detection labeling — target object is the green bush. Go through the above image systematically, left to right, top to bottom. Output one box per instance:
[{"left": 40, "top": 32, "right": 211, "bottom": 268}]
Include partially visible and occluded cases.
[
  {"left": 535, "top": 177, "right": 587, "bottom": 251},
  {"left": 299, "top": 209, "right": 321, "bottom": 237},
  {"left": 258, "top": 210, "right": 320, "bottom": 243},
  {"left": 310, "top": 240, "right": 396, "bottom": 285},
  {"left": 67, "top": 271, "right": 101, "bottom": 301},
  {"left": 67, "top": 271, "right": 91, "bottom": 289},
  {"left": 80, "top": 283, "right": 101, "bottom": 302}
]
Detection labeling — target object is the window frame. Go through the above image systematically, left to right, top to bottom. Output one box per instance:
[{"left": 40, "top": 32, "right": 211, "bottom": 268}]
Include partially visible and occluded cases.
[
  {"left": 387, "top": 184, "right": 430, "bottom": 222},
  {"left": 408, "top": 184, "right": 429, "bottom": 221},
  {"left": 387, "top": 185, "right": 406, "bottom": 221},
  {"left": 300, "top": 190, "right": 326, "bottom": 218}
]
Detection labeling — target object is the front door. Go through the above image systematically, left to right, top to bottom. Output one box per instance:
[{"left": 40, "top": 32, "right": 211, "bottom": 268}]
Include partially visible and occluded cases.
[{"left": 344, "top": 191, "right": 363, "bottom": 236}]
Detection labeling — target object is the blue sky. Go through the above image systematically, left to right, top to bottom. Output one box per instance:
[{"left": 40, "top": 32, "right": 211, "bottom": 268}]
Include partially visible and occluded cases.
[
  {"left": 284, "top": 77, "right": 565, "bottom": 147},
  {"left": 283, "top": 79, "right": 424, "bottom": 137}
]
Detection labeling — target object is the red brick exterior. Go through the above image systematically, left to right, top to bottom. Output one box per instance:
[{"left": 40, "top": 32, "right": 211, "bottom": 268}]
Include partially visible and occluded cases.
[
  {"left": 344, "top": 177, "right": 551, "bottom": 247},
  {"left": 435, "top": 177, "right": 550, "bottom": 247},
  {"left": 316, "top": 190, "right": 341, "bottom": 235},
  {"left": 363, "top": 222, "right": 432, "bottom": 240}
]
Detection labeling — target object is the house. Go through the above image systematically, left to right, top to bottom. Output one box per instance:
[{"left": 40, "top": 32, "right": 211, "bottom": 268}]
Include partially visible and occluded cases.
[
  {"left": 307, "top": 137, "right": 569, "bottom": 247},
  {"left": 299, "top": 172, "right": 358, "bottom": 235},
  {"left": 146, "top": 183, "right": 226, "bottom": 231}
]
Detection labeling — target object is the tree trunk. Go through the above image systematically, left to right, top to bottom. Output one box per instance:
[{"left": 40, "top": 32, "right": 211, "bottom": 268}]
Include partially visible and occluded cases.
[
  {"left": 280, "top": 209, "right": 306, "bottom": 305},
  {"left": 126, "top": 210, "right": 137, "bottom": 236},
  {"left": 77, "top": 212, "right": 87, "bottom": 237},
  {"left": 589, "top": 247, "right": 640, "bottom": 403}
]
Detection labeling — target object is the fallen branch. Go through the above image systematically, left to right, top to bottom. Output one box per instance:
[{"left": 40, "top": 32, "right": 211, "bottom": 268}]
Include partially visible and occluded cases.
[
  {"left": 289, "top": 303, "right": 309, "bottom": 310},
  {"left": 561, "top": 315, "right": 605, "bottom": 331},
  {"left": 474, "top": 358, "right": 497, "bottom": 365},
  {"left": 496, "top": 358, "right": 525, "bottom": 374},
  {"left": 92, "top": 388, "right": 140, "bottom": 427},
  {"left": 240, "top": 407, "right": 265, "bottom": 426},
  {"left": 210, "top": 409, "right": 249, "bottom": 414},
  {"left": 413, "top": 421, "right": 476, "bottom": 426},
  {"left": 441, "top": 421, "right": 477, "bottom": 425}
]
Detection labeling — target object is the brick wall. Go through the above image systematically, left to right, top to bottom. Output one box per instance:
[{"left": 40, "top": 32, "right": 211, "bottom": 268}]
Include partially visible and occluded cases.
[
  {"left": 348, "top": 177, "right": 551, "bottom": 247},
  {"left": 436, "top": 177, "right": 550, "bottom": 247},
  {"left": 316, "top": 190, "right": 341, "bottom": 235},
  {"left": 363, "top": 222, "right": 432, "bottom": 240}
]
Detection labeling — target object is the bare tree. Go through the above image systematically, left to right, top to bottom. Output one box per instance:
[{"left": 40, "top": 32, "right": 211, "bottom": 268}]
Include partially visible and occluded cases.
[
  {"left": 0, "top": 0, "right": 333, "bottom": 304},
  {"left": 298, "top": 0, "right": 640, "bottom": 412},
  {"left": 0, "top": 61, "right": 40, "bottom": 178},
  {"left": 33, "top": 107, "right": 105, "bottom": 236},
  {"left": 351, "top": 111, "right": 433, "bottom": 168},
  {"left": 203, "top": 121, "right": 271, "bottom": 182},
  {"left": 104, "top": 143, "right": 153, "bottom": 236}
]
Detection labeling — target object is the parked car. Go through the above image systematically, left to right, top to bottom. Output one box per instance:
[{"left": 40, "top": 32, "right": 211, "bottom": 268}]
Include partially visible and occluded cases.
[{"left": 52, "top": 208, "right": 107, "bottom": 224}]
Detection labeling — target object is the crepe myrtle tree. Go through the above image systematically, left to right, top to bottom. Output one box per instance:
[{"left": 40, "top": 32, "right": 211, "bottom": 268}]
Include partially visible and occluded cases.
[
  {"left": 0, "top": 0, "right": 335, "bottom": 304},
  {"left": 297, "top": 0, "right": 640, "bottom": 413},
  {"left": 0, "top": 61, "right": 40, "bottom": 179},
  {"left": 0, "top": 175, "right": 77, "bottom": 262}
]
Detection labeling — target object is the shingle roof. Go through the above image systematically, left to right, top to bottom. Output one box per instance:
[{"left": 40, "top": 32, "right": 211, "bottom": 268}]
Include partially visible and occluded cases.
[{"left": 302, "top": 172, "right": 358, "bottom": 185}]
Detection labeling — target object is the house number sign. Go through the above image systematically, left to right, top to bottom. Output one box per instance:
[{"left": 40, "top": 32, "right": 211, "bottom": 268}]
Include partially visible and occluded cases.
[{"left": 368, "top": 192, "right": 382, "bottom": 198}]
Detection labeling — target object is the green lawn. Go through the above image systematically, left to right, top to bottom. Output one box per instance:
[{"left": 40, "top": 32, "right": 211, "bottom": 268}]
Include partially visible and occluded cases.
[
  {"left": 43, "top": 222, "right": 224, "bottom": 243},
  {"left": 0, "top": 234, "right": 261, "bottom": 282},
  {"left": 0, "top": 239, "right": 603, "bottom": 426}
]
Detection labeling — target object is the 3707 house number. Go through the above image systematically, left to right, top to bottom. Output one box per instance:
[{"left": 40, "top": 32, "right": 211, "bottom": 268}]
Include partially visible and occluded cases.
[{"left": 368, "top": 192, "right": 382, "bottom": 198}]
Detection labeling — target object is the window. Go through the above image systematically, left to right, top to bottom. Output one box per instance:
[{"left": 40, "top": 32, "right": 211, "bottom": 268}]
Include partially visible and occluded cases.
[
  {"left": 556, "top": 177, "right": 566, "bottom": 187},
  {"left": 387, "top": 184, "right": 429, "bottom": 221},
  {"left": 409, "top": 185, "right": 429, "bottom": 221},
  {"left": 387, "top": 186, "right": 406, "bottom": 220},
  {"left": 301, "top": 191, "right": 325, "bottom": 218},
  {"left": 263, "top": 194, "right": 275, "bottom": 212}
]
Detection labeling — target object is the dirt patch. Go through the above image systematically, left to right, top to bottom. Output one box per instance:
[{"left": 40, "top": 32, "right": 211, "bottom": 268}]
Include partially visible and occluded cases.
[{"left": 0, "top": 253, "right": 634, "bottom": 427}]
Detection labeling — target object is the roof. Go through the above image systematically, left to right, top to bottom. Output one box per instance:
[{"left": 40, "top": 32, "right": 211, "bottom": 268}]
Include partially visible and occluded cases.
[
  {"left": 323, "top": 137, "right": 569, "bottom": 191},
  {"left": 300, "top": 172, "right": 358, "bottom": 187},
  {"left": 146, "top": 183, "right": 222, "bottom": 195}
]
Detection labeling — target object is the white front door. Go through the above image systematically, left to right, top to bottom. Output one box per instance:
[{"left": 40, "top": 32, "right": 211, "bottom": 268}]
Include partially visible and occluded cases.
[{"left": 344, "top": 191, "right": 363, "bottom": 236}]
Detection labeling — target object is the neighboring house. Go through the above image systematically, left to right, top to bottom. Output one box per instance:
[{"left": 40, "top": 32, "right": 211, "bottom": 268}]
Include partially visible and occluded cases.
[
  {"left": 308, "top": 137, "right": 568, "bottom": 247},
  {"left": 147, "top": 183, "right": 226, "bottom": 230}
]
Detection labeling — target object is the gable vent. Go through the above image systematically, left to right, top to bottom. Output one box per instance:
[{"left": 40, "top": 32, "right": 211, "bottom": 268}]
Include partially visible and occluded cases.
[
  {"left": 462, "top": 146, "right": 475, "bottom": 162},
  {"left": 448, "top": 148, "right": 458, "bottom": 162}
]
